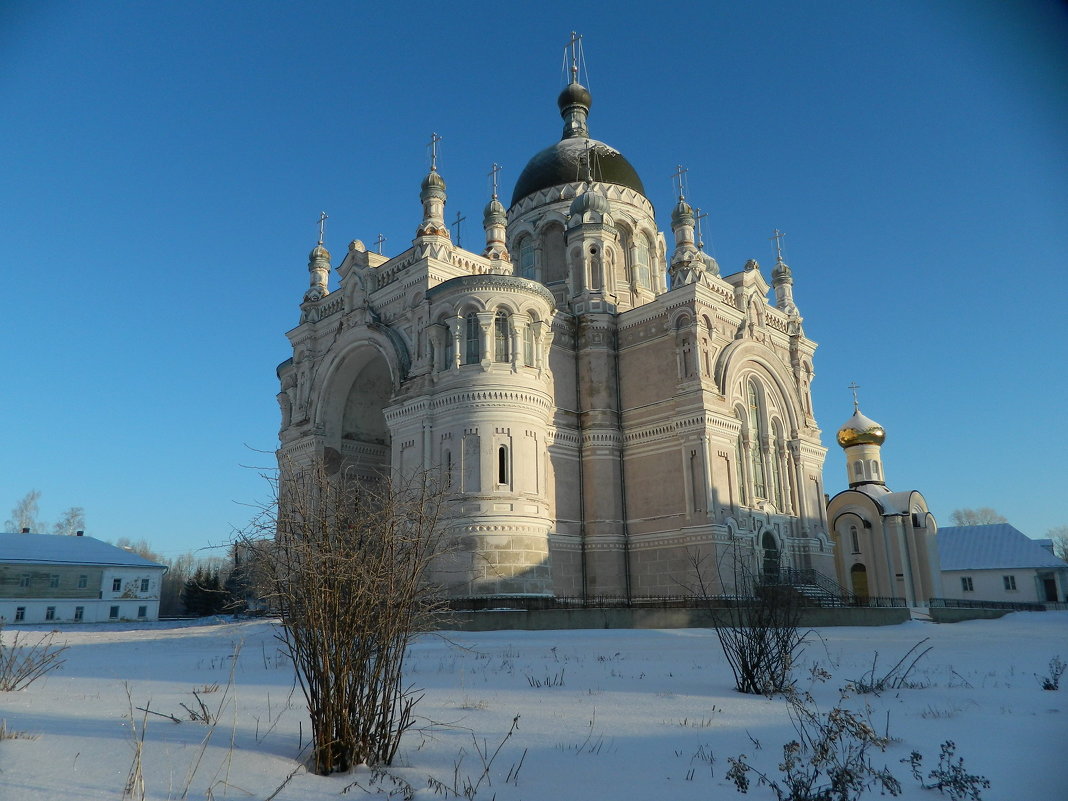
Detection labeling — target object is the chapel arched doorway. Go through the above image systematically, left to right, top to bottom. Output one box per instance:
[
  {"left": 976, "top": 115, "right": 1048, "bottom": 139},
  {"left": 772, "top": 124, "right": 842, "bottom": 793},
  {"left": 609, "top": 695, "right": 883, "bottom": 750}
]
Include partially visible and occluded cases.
[{"left": 850, "top": 563, "right": 869, "bottom": 600}]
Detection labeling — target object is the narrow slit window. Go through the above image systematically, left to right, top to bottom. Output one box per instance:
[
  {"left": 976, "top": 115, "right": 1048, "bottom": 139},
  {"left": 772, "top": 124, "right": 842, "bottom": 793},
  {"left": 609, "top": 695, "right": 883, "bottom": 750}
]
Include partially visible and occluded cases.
[{"left": 498, "top": 445, "right": 509, "bottom": 485}]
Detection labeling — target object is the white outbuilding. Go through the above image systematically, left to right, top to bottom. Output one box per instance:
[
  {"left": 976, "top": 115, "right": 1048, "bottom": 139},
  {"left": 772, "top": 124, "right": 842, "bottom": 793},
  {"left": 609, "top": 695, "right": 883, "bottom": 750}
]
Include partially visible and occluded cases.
[{"left": 0, "top": 532, "right": 167, "bottom": 624}]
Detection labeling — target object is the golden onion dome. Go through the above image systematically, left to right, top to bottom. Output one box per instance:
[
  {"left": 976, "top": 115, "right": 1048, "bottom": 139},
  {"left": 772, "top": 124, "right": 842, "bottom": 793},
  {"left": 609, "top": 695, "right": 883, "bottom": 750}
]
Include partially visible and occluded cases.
[{"left": 836, "top": 409, "right": 886, "bottom": 448}]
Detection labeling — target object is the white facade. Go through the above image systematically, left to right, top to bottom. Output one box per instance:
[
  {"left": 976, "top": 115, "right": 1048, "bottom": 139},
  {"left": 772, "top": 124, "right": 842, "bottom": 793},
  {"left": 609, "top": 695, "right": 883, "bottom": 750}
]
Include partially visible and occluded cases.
[{"left": 277, "top": 66, "right": 832, "bottom": 598}]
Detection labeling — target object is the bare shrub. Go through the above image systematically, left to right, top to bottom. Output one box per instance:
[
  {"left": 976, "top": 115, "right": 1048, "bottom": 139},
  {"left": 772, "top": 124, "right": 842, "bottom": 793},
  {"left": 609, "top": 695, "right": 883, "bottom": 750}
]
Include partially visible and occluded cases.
[
  {"left": 243, "top": 460, "right": 450, "bottom": 775},
  {"left": 690, "top": 547, "right": 807, "bottom": 695},
  {"left": 0, "top": 622, "right": 68, "bottom": 691},
  {"left": 847, "top": 638, "right": 932, "bottom": 695},
  {"left": 1037, "top": 655, "right": 1065, "bottom": 691},
  {"left": 726, "top": 690, "right": 902, "bottom": 800},
  {"left": 904, "top": 740, "right": 990, "bottom": 800}
]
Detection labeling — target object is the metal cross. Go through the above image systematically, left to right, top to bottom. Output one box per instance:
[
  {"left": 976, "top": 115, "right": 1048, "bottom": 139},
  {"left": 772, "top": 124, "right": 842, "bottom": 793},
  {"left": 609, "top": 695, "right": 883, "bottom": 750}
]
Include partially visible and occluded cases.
[
  {"left": 566, "top": 31, "right": 583, "bottom": 83},
  {"left": 428, "top": 132, "right": 442, "bottom": 172},
  {"left": 488, "top": 162, "right": 502, "bottom": 200},
  {"left": 671, "top": 164, "right": 688, "bottom": 200},
  {"left": 694, "top": 207, "right": 708, "bottom": 250},
  {"left": 316, "top": 211, "right": 328, "bottom": 245},
  {"left": 451, "top": 211, "right": 466, "bottom": 247},
  {"left": 770, "top": 229, "right": 786, "bottom": 262},
  {"left": 374, "top": 233, "right": 387, "bottom": 255},
  {"left": 848, "top": 381, "right": 861, "bottom": 411}
]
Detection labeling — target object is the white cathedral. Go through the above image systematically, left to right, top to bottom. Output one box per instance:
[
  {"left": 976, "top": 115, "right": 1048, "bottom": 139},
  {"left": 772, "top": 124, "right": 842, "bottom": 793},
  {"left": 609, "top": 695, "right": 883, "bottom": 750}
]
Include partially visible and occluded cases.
[{"left": 275, "top": 47, "right": 939, "bottom": 602}]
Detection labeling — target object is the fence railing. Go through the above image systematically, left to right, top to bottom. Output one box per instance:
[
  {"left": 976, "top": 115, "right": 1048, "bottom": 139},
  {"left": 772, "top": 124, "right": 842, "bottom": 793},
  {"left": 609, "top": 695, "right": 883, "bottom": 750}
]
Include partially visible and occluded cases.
[
  {"left": 442, "top": 592, "right": 906, "bottom": 612},
  {"left": 928, "top": 597, "right": 1047, "bottom": 612}
]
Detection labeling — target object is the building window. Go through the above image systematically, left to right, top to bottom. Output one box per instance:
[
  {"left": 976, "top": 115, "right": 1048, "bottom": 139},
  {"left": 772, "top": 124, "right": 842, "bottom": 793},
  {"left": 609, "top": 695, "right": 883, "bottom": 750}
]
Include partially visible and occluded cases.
[
  {"left": 633, "top": 236, "right": 652, "bottom": 289},
  {"left": 519, "top": 238, "right": 535, "bottom": 279},
  {"left": 494, "top": 311, "right": 510, "bottom": 362},
  {"left": 464, "top": 312, "right": 480, "bottom": 364},
  {"left": 444, "top": 321, "right": 455, "bottom": 369},
  {"left": 523, "top": 324, "right": 535, "bottom": 367},
  {"left": 748, "top": 381, "right": 767, "bottom": 499},
  {"left": 771, "top": 425, "right": 785, "bottom": 509},
  {"left": 735, "top": 432, "right": 747, "bottom": 505},
  {"left": 497, "top": 445, "right": 509, "bottom": 485},
  {"left": 850, "top": 525, "right": 860, "bottom": 554},
  {"left": 19, "top": 574, "right": 30, "bottom": 588},
  {"left": 49, "top": 574, "right": 60, "bottom": 588},
  {"left": 78, "top": 575, "right": 88, "bottom": 589},
  {"left": 1003, "top": 575, "right": 1017, "bottom": 591},
  {"left": 961, "top": 576, "right": 974, "bottom": 592},
  {"left": 112, "top": 578, "right": 122, "bottom": 592},
  {"left": 140, "top": 579, "right": 150, "bottom": 592},
  {"left": 45, "top": 606, "right": 56, "bottom": 621},
  {"left": 74, "top": 606, "right": 84, "bottom": 621},
  {"left": 109, "top": 606, "right": 119, "bottom": 619},
  {"left": 138, "top": 606, "right": 147, "bottom": 619},
  {"left": 15, "top": 607, "right": 25, "bottom": 622}
]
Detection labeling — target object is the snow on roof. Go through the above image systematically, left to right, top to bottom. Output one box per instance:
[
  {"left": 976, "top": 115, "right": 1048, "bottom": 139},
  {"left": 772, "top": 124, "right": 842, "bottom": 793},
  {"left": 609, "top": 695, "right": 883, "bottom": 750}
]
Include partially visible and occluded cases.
[
  {"left": 937, "top": 524, "right": 1068, "bottom": 571},
  {"left": 0, "top": 533, "right": 166, "bottom": 569}
]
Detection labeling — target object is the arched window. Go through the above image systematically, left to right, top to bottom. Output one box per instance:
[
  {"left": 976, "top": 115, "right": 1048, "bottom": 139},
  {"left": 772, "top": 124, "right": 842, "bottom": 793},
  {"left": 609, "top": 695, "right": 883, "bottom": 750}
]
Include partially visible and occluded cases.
[
  {"left": 634, "top": 236, "right": 652, "bottom": 289},
  {"left": 518, "top": 238, "right": 535, "bottom": 279},
  {"left": 494, "top": 311, "right": 510, "bottom": 362},
  {"left": 464, "top": 312, "right": 480, "bottom": 364},
  {"left": 443, "top": 320, "right": 455, "bottom": 369},
  {"left": 523, "top": 322, "right": 535, "bottom": 367},
  {"left": 748, "top": 380, "right": 767, "bottom": 500},
  {"left": 771, "top": 422, "right": 784, "bottom": 509},
  {"left": 735, "top": 426, "right": 747, "bottom": 506},
  {"left": 497, "top": 445, "right": 509, "bottom": 485},
  {"left": 442, "top": 449, "right": 452, "bottom": 486},
  {"left": 854, "top": 462, "right": 863, "bottom": 478},
  {"left": 872, "top": 462, "right": 880, "bottom": 478},
  {"left": 850, "top": 525, "right": 860, "bottom": 553}
]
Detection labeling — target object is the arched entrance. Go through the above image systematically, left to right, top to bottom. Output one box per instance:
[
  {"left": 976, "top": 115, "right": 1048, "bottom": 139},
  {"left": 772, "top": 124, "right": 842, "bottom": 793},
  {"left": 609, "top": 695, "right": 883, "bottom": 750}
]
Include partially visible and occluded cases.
[
  {"left": 761, "top": 532, "right": 780, "bottom": 582},
  {"left": 850, "top": 563, "right": 869, "bottom": 600}
]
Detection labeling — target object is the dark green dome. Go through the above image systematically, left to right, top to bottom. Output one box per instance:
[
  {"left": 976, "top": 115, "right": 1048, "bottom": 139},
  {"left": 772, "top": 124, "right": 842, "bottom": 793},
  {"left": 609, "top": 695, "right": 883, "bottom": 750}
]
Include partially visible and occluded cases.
[{"left": 510, "top": 137, "right": 645, "bottom": 207}]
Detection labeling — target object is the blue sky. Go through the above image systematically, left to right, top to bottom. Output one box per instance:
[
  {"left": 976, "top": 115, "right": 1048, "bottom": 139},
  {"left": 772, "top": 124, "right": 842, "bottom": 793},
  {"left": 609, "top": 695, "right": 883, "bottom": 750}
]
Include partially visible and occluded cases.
[{"left": 2, "top": 1, "right": 1066, "bottom": 558}]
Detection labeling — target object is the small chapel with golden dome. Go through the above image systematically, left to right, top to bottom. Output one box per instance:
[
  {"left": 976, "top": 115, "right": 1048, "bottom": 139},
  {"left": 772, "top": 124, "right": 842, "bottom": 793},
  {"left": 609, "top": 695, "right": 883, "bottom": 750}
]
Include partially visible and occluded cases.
[
  {"left": 273, "top": 38, "right": 909, "bottom": 601},
  {"left": 826, "top": 400, "right": 941, "bottom": 605}
]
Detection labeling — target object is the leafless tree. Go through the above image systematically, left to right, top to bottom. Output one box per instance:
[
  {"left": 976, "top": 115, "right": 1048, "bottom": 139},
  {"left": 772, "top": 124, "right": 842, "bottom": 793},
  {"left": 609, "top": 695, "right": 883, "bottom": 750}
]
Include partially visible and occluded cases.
[
  {"left": 241, "top": 459, "right": 450, "bottom": 775},
  {"left": 5, "top": 490, "right": 45, "bottom": 533},
  {"left": 52, "top": 506, "right": 85, "bottom": 536},
  {"left": 949, "top": 507, "right": 1006, "bottom": 526},
  {"left": 1046, "top": 526, "right": 1068, "bottom": 561},
  {"left": 690, "top": 540, "right": 807, "bottom": 696}
]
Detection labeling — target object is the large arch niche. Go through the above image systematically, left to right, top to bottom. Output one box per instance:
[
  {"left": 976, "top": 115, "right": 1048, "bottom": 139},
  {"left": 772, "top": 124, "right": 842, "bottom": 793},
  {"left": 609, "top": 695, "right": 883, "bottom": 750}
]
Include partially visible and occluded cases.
[{"left": 333, "top": 348, "right": 393, "bottom": 480}]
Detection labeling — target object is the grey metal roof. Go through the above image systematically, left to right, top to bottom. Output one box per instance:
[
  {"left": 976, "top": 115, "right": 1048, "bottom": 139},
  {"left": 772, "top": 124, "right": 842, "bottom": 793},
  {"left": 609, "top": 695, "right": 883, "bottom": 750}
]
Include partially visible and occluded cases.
[
  {"left": 937, "top": 524, "right": 1068, "bottom": 571},
  {"left": 0, "top": 533, "right": 167, "bottom": 569}
]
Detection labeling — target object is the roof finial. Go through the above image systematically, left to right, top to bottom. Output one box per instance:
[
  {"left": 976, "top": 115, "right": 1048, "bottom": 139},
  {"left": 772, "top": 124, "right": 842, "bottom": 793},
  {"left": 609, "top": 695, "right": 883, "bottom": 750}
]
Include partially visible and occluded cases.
[
  {"left": 566, "top": 31, "right": 582, "bottom": 84},
  {"left": 427, "top": 132, "right": 442, "bottom": 172},
  {"left": 488, "top": 162, "right": 502, "bottom": 200},
  {"left": 671, "top": 164, "right": 688, "bottom": 201},
  {"left": 694, "top": 207, "right": 708, "bottom": 251},
  {"left": 451, "top": 210, "right": 466, "bottom": 247},
  {"left": 317, "top": 211, "right": 328, "bottom": 246},
  {"left": 770, "top": 228, "right": 786, "bottom": 263},
  {"left": 374, "top": 233, "right": 387, "bottom": 254},
  {"left": 848, "top": 381, "right": 861, "bottom": 412}
]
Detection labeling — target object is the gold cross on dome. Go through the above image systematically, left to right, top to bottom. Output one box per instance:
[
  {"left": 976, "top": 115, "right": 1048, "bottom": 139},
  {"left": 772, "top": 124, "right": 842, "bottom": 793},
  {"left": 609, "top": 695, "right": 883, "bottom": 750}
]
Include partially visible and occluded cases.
[{"left": 848, "top": 381, "right": 861, "bottom": 411}]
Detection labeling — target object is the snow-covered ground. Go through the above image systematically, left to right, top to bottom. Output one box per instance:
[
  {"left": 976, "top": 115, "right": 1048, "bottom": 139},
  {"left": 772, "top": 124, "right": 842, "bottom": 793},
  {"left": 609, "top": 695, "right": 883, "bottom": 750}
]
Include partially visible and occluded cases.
[{"left": 1, "top": 613, "right": 1065, "bottom": 800}]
